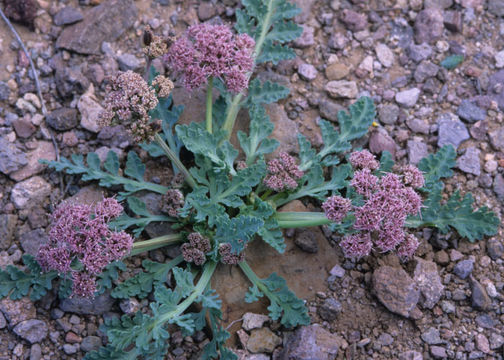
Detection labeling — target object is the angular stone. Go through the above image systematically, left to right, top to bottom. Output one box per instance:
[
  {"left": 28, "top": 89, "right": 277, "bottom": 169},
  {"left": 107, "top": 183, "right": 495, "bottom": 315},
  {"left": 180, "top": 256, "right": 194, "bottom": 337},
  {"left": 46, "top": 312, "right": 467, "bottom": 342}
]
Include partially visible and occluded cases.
[
  {"left": 56, "top": 0, "right": 137, "bottom": 55},
  {"left": 489, "top": 0, "right": 504, "bottom": 16},
  {"left": 53, "top": 7, "right": 83, "bottom": 26},
  {"left": 414, "top": 8, "right": 444, "bottom": 44},
  {"left": 340, "top": 9, "right": 367, "bottom": 31},
  {"left": 443, "top": 11, "right": 463, "bottom": 32},
  {"left": 293, "top": 25, "right": 315, "bottom": 48},
  {"left": 375, "top": 43, "right": 394, "bottom": 67},
  {"left": 408, "top": 43, "right": 433, "bottom": 63},
  {"left": 117, "top": 53, "right": 143, "bottom": 71},
  {"left": 414, "top": 61, "right": 439, "bottom": 83},
  {"left": 297, "top": 63, "right": 317, "bottom": 81},
  {"left": 325, "top": 63, "right": 349, "bottom": 81},
  {"left": 488, "top": 70, "right": 504, "bottom": 111},
  {"left": 325, "top": 80, "right": 358, "bottom": 99},
  {"left": 0, "top": 82, "right": 10, "bottom": 101},
  {"left": 78, "top": 85, "right": 104, "bottom": 133},
  {"left": 396, "top": 88, "right": 421, "bottom": 108},
  {"left": 319, "top": 99, "right": 343, "bottom": 122},
  {"left": 457, "top": 100, "right": 486, "bottom": 123},
  {"left": 267, "top": 104, "right": 299, "bottom": 156},
  {"left": 379, "top": 104, "right": 399, "bottom": 125},
  {"left": 46, "top": 108, "right": 79, "bottom": 131},
  {"left": 437, "top": 113, "right": 469, "bottom": 149},
  {"left": 12, "top": 118, "right": 36, "bottom": 138},
  {"left": 406, "top": 118, "right": 430, "bottom": 134},
  {"left": 489, "top": 127, "right": 504, "bottom": 151},
  {"left": 369, "top": 128, "right": 396, "bottom": 158},
  {"left": 0, "top": 138, "right": 27, "bottom": 175},
  {"left": 10, "top": 141, "right": 56, "bottom": 181},
  {"left": 456, "top": 147, "right": 481, "bottom": 176},
  {"left": 493, "top": 174, "right": 504, "bottom": 200},
  {"left": 11, "top": 176, "right": 52, "bottom": 209},
  {"left": 0, "top": 214, "right": 17, "bottom": 250},
  {"left": 19, "top": 229, "right": 48, "bottom": 256},
  {"left": 294, "top": 229, "right": 318, "bottom": 253},
  {"left": 487, "top": 238, "right": 504, "bottom": 260},
  {"left": 413, "top": 259, "right": 444, "bottom": 309},
  {"left": 453, "top": 259, "right": 474, "bottom": 279},
  {"left": 372, "top": 266, "right": 420, "bottom": 318},
  {"left": 471, "top": 278, "right": 491, "bottom": 310},
  {"left": 59, "top": 292, "right": 115, "bottom": 315},
  {"left": 0, "top": 297, "right": 36, "bottom": 325},
  {"left": 318, "top": 298, "right": 342, "bottom": 321},
  {"left": 242, "top": 313, "right": 269, "bottom": 331},
  {"left": 13, "top": 319, "right": 48, "bottom": 344},
  {"left": 278, "top": 325, "right": 339, "bottom": 360},
  {"left": 421, "top": 327, "right": 442, "bottom": 345},
  {"left": 247, "top": 328, "right": 282, "bottom": 354},
  {"left": 81, "top": 336, "right": 102, "bottom": 352},
  {"left": 430, "top": 345, "right": 447, "bottom": 358},
  {"left": 399, "top": 351, "right": 423, "bottom": 360}
]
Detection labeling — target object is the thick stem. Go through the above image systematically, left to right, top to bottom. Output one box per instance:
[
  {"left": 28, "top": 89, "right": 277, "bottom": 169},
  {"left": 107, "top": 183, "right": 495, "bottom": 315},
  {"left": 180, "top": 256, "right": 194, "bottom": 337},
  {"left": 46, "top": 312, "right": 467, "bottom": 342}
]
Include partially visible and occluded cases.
[
  {"left": 206, "top": 77, "right": 213, "bottom": 134},
  {"left": 222, "top": 93, "right": 243, "bottom": 138},
  {"left": 154, "top": 133, "right": 197, "bottom": 189},
  {"left": 274, "top": 212, "right": 331, "bottom": 228},
  {"left": 130, "top": 233, "right": 183, "bottom": 256},
  {"left": 155, "top": 261, "right": 217, "bottom": 325}
]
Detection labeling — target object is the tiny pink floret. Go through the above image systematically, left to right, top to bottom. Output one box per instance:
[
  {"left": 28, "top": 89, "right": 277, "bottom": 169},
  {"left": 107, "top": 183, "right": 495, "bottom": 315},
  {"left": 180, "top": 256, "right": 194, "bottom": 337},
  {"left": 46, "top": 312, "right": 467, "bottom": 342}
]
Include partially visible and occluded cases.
[{"left": 264, "top": 152, "right": 304, "bottom": 192}]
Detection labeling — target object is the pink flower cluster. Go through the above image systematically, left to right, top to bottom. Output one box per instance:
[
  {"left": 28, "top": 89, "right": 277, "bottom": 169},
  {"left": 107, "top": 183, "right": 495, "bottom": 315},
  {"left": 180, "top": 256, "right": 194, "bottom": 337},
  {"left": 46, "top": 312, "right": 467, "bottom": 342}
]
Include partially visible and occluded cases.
[
  {"left": 164, "top": 24, "right": 255, "bottom": 92},
  {"left": 323, "top": 150, "right": 424, "bottom": 260},
  {"left": 263, "top": 152, "right": 304, "bottom": 192},
  {"left": 161, "top": 189, "right": 185, "bottom": 217},
  {"left": 37, "top": 198, "right": 133, "bottom": 298},
  {"left": 181, "top": 232, "right": 211, "bottom": 266},
  {"left": 219, "top": 243, "right": 246, "bottom": 265}
]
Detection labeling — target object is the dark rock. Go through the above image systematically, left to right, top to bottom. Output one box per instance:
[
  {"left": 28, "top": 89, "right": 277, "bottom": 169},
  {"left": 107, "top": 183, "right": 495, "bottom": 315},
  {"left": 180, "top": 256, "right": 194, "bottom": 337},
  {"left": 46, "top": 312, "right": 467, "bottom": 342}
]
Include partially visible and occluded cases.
[
  {"left": 56, "top": 0, "right": 137, "bottom": 55},
  {"left": 488, "top": 0, "right": 504, "bottom": 16},
  {"left": 197, "top": 2, "right": 216, "bottom": 21},
  {"left": 53, "top": 7, "right": 83, "bottom": 26},
  {"left": 340, "top": 9, "right": 367, "bottom": 32},
  {"left": 414, "top": 9, "right": 444, "bottom": 44},
  {"left": 443, "top": 11, "right": 462, "bottom": 32},
  {"left": 293, "top": 25, "right": 315, "bottom": 48},
  {"left": 408, "top": 43, "right": 433, "bottom": 63},
  {"left": 414, "top": 61, "right": 439, "bottom": 83},
  {"left": 55, "top": 64, "right": 90, "bottom": 98},
  {"left": 488, "top": 70, "right": 504, "bottom": 111},
  {"left": 423, "top": 78, "right": 442, "bottom": 95},
  {"left": 0, "top": 81, "right": 10, "bottom": 101},
  {"left": 319, "top": 99, "right": 343, "bottom": 122},
  {"left": 457, "top": 100, "right": 486, "bottom": 123},
  {"left": 378, "top": 104, "right": 399, "bottom": 125},
  {"left": 46, "top": 108, "right": 78, "bottom": 131},
  {"left": 437, "top": 113, "right": 469, "bottom": 149},
  {"left": 12, "top": 118, "right": 36, "bottom": 138},
  {"left": 406, "top": 118, "right": 429, "bottom": 134},
  {"left": 469, "top": 121, "right": 487, "bottom": 141},
  {"left": 97, "top": 125, "right": 131, "bottom": 148},
  {"left": 369, "top": 128, "right": 396, "bottom": 158},
  {"left": 0, "top": 138, "right": 28, "bottom": 175},
  {"left": 407, "top": 139, "right": 428, "bottom": 165},
  {"left": 456, "top": 147, "right": 481, "bottom": 176},
  {"left": 493, "top": 174, "right": 504, "bottom": 200},
  {"left": 0, "top": 214, "right": 17, "bottom": 250},
  {"left": 19, "top": 228, "right": 48, "bottom": 256},
  {"left": 294, "top": 229, "right": 318, "bottom": 253},
  {"left": 487, "top": 238, "right": 503, "bottom": 260},
  {"left": 413, "top": 259, "right": 444, "bottom": 309},
  {"left": 453, "top": 259, "right": 473, "bottom": 279},
  {"left": 372, "top": 266, "right": 420, "bottom": 318},
  {"left": 470, "top": 278, "right": 491, "bottom": 310},
  {"left": 59, "top": 292, "right": 115, "bottom": 315},
  {"left": 0, "top": 297, "right": 36, "bottom": 325},
  {"left": 318, "top": 298, "right": 342, "bottom": 321},
  {"left": 475, "top": 314, "right": 495, "bottom": 329},
  {"left": 13, "top": 319, "right": 48, "bottom": 344},
  {"left": 278, "top": 324, "right": 339, "bottom": 360},
  {"left": 421, "top": 327, "right": 442, "bottom": 345},
  {"left": 377, "top": 333, "right": 394, "bottom": 346},
  {"left": 489, "top": 333, "right": 504, "bottom": 350},
  {"left": 81, "top": 336, "right": 102, "bottom": 352},
  {"left": 30, "top": 344, "right": 42, "bottom": 360},
  {"left": 399, "top": 351, "right": 423, "bottom": 360}
]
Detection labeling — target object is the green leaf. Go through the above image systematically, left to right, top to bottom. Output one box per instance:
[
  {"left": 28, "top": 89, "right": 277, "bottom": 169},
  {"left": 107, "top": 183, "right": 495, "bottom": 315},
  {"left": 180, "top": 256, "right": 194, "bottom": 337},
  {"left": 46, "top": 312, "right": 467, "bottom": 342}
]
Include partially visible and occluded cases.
[
  {"left": 242, "top": 0, "right": 267, "bottom": 18},
  {"left": 235, "top": 9, "right": 255, "bottom": 36},
  {"left": 265, "top": 20, "right": 302, "bottom": 43},
  {"left": 256, "top": 41, "right": 296, "bottom": 64},
  {"left": 441, "top": 54, "right": 464, "bottom": 70},
  {"left": 246, "top": 79, "right": 290, "bottom": 106},
  {"left": 238, "top": 105, "right": 279, "bottom": 165},
  {"left": 298, "top": 134, "right": 318, "bottom": 171},
  {"left": 417, "top": 145, "right": 456, "bottom": 189},
  {"left": 104, "top": 151, "right": 120, "bottom": 175},
  {"left": 124, "top": 151, "right": 146, "bottom": 182},
  {"left": 376, "top": 151, "right": 394, "bottom": 176},
  {"left": 87, "top": 152, "right": 101, "bottom": 171},
  {"left": 184, "top": 187, "right": 227, "bottom": 228},
  {"left": 127, "top": 197, "right": 151, "bottom": 217},
  {"left": 214, "top": 215, "right": 264, "bottom": 253},
  {"left": 0, "top": 255, "right": 57, "bottom": 301},
  {"left": 96, "top": 261, "right": 126, "bottom": 295},
  {"left": 172, "top": 267, "right": 194, "bottom": 298},
  {"left": 245, "top": 284, "right": 264, "bottom": 303},
  {"left": 84, "top": 345, "right": 139, "bottom": 360}
]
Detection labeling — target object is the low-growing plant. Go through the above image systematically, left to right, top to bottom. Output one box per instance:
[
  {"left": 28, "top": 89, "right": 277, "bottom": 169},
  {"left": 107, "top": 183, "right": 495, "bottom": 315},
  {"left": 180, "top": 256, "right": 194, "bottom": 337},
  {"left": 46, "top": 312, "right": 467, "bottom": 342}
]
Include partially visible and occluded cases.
[{"left": 0, "top": 0, "right": 499, "bottom": 358}]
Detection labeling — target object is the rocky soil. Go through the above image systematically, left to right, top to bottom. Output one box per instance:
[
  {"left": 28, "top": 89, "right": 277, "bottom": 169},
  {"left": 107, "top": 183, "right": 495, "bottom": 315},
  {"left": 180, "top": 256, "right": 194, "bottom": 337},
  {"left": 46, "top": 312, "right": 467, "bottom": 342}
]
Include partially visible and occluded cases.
[{"left": 0, "top": 0, "right": 504, "bottom": 359}]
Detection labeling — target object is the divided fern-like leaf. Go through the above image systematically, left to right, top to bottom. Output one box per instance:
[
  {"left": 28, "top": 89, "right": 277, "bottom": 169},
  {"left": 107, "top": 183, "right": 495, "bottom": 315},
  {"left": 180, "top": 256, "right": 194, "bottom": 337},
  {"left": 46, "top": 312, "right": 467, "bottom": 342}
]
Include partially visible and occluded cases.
[
  {"left": 245, "top": 79, "right": 290, "bottom": 106},
  {"left": 417, "top": 145, "right": 456, "bottom": 189}
]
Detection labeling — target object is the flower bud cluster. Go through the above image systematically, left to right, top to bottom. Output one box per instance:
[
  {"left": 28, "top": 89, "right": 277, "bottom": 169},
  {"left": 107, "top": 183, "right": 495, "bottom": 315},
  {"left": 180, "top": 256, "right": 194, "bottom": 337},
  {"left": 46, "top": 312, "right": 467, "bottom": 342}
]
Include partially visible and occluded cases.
[
  {"left": 164, "top": 24, "right": 255, "bottom": 93},
  {"left": 143, "top": 26, "right": 169, "bottom": 59},
  {"left": 99, "top": 71, "right": 172, "bottom": 143},
  {"left": 323, "top": 150, "right": 424, "bottom": 260},
  {"left": 263, "top": 152, "right": 304, "bottom": 192},
  {"left": 161, "top": 189, "right": 185, "bottom": 217},
  {"left": 37, "top": 198, "right": 133, "bottom": 298},
  {"left": 181, "top": 232, "right": 211, "bottom": 266},
  {"left": 219, "top": 243, "right": 246, "bottom": 265}
]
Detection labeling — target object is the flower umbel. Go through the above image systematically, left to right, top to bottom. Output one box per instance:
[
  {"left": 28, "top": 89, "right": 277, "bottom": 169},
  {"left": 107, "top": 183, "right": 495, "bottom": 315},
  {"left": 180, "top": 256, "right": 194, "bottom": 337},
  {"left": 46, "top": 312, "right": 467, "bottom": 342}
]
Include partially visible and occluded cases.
[
  {"left": 164, "top": 24, "right": 255, "bottom": 92},
  {"left": 98, "top": 70, "right": 160, "bottom": 143},
  {"left": 263, "top": 152, "right": 304, "bottom": 192},
  {"left": 161, "top": 189, "right": 185, "bottom": 217},
  {"left": 322, "top": 195, "right": 352, "bottom": 223},
  {"left": 36, "top": 198, "right": 133, "bottom": 298},
  {"left": 181, "top": 232, "right": 211, "bottom": 266}
]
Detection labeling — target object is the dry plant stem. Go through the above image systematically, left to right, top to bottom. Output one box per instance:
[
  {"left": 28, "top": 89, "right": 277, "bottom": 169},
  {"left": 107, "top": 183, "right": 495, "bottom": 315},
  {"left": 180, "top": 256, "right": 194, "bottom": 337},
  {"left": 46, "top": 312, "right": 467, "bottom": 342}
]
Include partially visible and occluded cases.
[
  {"left": 0, "top": 8, "right": 64, "bottom": 193},
  {"left": 206, "top": 77, "right": 213, "bottom": 134},
  {"left": 154, "top": 133, "right": 197, "bottom": 189},
  {"left": 130, "top": 233, "right": 183, "bottom": 256}
]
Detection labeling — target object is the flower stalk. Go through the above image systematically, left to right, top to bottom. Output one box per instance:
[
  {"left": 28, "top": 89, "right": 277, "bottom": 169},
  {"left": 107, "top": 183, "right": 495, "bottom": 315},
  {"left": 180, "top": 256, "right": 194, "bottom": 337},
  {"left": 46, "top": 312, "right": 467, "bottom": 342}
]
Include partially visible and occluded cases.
[
  {"left": 206, "top": 77, "right": 213, "bottom": 134},
  {"left": 274, "top": 212, "right": 331, "bottom": 228},
  {"left": 130, "top": 233, "right": 183, "bottom": 256}
]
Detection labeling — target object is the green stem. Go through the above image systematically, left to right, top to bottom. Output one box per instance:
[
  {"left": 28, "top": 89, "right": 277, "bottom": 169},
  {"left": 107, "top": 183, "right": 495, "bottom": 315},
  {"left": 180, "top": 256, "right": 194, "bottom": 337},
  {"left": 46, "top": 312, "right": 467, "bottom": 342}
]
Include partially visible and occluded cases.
[
  {"left": 222, "top": 0, "right": 276, "bottom": 139},
  {"left": 206, "top": 77, "right": 213, "bottom": 134},
  {"left": 154, "top": 133, "right": 197, "bottom": 189},
  {"left": 260, "top": 189, "right": 272, "bottom": 201},
  {"left": 274, "top": 212, "right": 331, "bottom": 228},
  {"left": 405, "top": 219, "right": 437, "bottom": 229},
  {"left": 130, "top": 233, "right": 183, "bottom": 256},
  {"left": 155, "top": 261, "right": 217, "bottom": 326}
]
